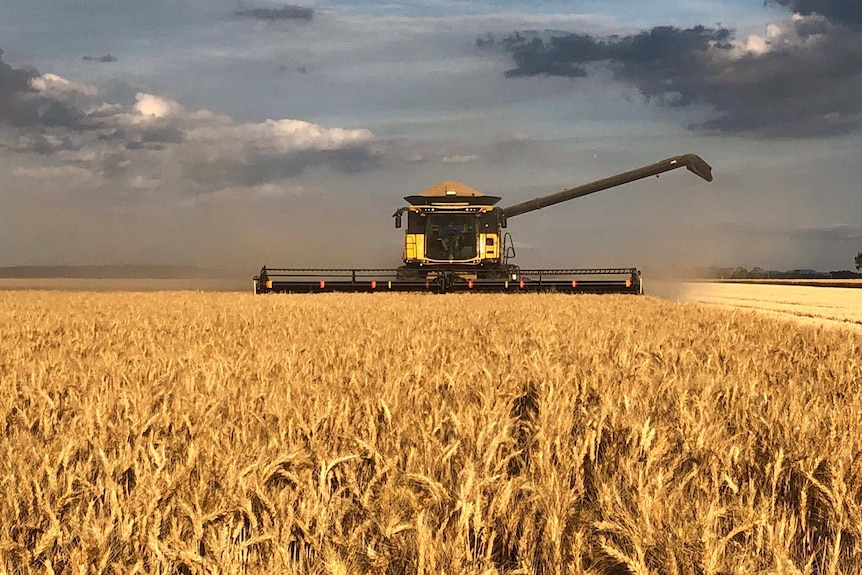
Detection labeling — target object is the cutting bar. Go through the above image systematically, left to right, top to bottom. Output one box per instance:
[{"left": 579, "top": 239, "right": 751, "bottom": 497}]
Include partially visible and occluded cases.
[{"left": 254, "top": 267, "right": 643, "bottom": 294}]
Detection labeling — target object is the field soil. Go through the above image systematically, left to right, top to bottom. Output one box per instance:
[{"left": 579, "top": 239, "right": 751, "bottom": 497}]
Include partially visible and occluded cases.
[
  {"left": 650, "top": 281, "right": 862, "bottom": 331},
  {"left": 2, "top": 291, "right": 861, "bottom": 574}
]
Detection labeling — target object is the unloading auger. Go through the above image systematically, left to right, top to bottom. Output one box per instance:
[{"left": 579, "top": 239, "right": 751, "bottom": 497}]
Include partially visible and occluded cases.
[{"left": 254, "top": 154, "right": 712, "bottom": 294}]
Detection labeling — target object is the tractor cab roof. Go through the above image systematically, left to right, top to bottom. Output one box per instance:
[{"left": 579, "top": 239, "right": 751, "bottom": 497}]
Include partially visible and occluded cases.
[{"left": 404, "top": 181, "right": 502, "bottom": 206}]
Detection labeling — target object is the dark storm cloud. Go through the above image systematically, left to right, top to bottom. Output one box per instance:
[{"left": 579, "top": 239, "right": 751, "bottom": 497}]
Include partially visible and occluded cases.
[
  {"left": 768, "top": 0, "right": 862, "bottom": 27},
  {"left": 235, "top": 5, "right": 314, "bottom": 22},
  {"left": 493, "top": 13, "right": 862, "bottom": 137},
  {"left": 501, "top": 25, "right": 731, "bottom": 90},
  {"left": 0, "top": 48, "right": 87, "bottom": 129},
  {"left": 0, "top": 48, "right": 32, "bottom": 95},
  {"left": 1, "top": 48, "right": 45, "bottom": 126},
  {"left": 83, "top": 54, "right": 118, "bottom": 63}
]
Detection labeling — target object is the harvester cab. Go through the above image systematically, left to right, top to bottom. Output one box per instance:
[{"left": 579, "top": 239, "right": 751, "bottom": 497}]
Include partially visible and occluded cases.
[
  {"left": 255, "top": 153, "right": 713, "bottom": 294},
  {"left": 393, "top": 181, "right": 503, "bottom": 271}
]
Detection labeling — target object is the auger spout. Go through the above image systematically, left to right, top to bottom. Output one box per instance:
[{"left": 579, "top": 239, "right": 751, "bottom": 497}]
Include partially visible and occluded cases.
[{"left": 501, "top": 154, "right": 713, "bottom": 219}]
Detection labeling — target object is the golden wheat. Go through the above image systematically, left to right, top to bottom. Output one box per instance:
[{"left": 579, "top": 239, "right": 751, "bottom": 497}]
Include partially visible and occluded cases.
[{"left": 1, "top": 291, "right": 861, "bottom": 574}]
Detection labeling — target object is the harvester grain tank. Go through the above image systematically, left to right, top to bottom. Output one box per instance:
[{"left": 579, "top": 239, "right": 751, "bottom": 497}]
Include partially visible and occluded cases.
[{"left": 255, "top": 154, "right": 712, "bottom": 294}]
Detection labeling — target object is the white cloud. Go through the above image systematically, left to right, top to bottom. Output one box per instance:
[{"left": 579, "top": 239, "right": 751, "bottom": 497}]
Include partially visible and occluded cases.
[
  {"left": 730, "top": 14, "right": 829, "bottom": 58},
  {"left": 766, "top": 23, "right": 783, "bottom": 38},
  {"left": 743, "top": 34, "right": 770, "bottom": 55},
  {"left": 29, "top": 73, "right": 98, "bottom": 98},
  {"left": 7, "top": 79, "right": 380, "bottom": 195},
  {"left": 134, "top": 93, "right": 185, "bottom": 119},
  {"left": 86, "top": 103, "right": 124, "bottom": 117},
  {"left": 184, "top": 118, "right": 374, "bottom": 157}
]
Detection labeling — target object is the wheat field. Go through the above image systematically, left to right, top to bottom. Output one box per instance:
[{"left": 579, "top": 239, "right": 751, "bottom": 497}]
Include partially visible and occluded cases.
[{"left": 2, "top": 291, "right": 861, "bottom": 574}]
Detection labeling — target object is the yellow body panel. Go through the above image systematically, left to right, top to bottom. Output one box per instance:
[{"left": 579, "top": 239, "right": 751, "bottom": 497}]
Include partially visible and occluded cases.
[
  {"left": 480, "top": 233, "right": 499, "bottom": 260},
  {"left": 405, "top": 234, "right": 426, "bottom": 261},
  {"left": 405, "top": 234, "right": 416, "bottom": 260},
  {"left": 415, "top": 234, "right": 425, "bottom": 260}
]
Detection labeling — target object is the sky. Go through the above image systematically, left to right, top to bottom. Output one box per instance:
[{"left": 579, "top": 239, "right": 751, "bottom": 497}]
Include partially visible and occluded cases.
[{"left": 1, "top": 0, "right": 861, "bottom": 274}]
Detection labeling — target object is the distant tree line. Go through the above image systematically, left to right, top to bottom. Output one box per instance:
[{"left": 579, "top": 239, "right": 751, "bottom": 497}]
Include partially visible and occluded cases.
[{"left": 697, "top": 267, "right": 862, "bottom": 280}]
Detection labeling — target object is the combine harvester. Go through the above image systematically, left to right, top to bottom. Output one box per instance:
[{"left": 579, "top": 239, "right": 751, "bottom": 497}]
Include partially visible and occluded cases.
[{"left": 254, "top": 154, "right": 712, "bottom": 294}]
